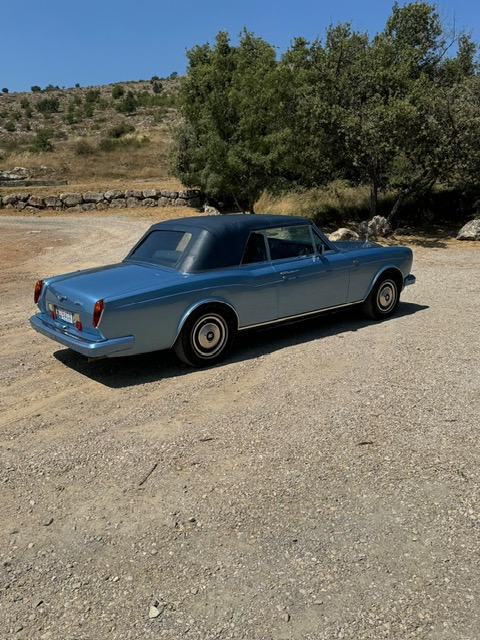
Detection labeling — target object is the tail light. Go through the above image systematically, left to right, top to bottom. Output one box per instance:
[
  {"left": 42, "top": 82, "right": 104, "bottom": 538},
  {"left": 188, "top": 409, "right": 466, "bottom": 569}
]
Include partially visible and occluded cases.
[
  {"left": 34, "top": 280, "right": 44, "bottom": 304},
  {"left": 93, "top": 299, "right": 105, "bottom": 328}
]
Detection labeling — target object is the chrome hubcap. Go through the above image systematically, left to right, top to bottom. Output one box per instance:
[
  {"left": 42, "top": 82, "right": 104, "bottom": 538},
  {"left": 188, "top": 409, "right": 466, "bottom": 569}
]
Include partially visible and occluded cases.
[
  {"left": 377, "top": 281, "right": 397, "bottom": 312},
  {"left": 192, "top": 315, "right": 228, "bottom": 358}
]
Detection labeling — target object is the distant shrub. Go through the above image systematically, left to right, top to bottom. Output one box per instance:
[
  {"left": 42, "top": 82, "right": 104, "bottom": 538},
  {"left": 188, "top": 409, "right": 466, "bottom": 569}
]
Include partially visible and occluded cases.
[
  {"left": 169, "top": 72, "right": 178, "bottom": 79},
  {"left": 151, "top": 75, "right": 160, "bottom": 82},
  {"left": 151, "top": 81, "right": 163, "bottom": 94},
  {"left": 75, "top": 83, "right": 80, "bottom": 88},
  {"left": 44, "top": 84, "right": 60, "bottom": 91},
  {"left": 31, "top": 85, "right": 42, "bottom": 93},
  {"left": 111, "top": 85, "right": 125, "bottom": 99},
  {"left": 2, "top": 88, "right": 8, "bottom": 94},
  {"left": 85, "top": 89, "right": 100, "bottom": 103},
  {"left": 116, "top": 91, "right": 137, "bottom": 114},
  {"left": 20, "top": 97, "right": 30, "bottom": 109},
  {"left": 36, "top": 97, "right": 60, "bottom": 113},
  {"left": 83, "top": 103, "right": 95, "bottom": 118},
  {"left": 4, "top": 120, "right": 16, "bottom": 132},
  {"left": 108, "top": 122, "right": 135, "bottom": 138},
  {"left": 30, "top": 129, "right": 54, "bottom": 152},
  {"left": 98, "top": 135, "right": 149, "bottom": 152},
  {"left": 74, "top": 139, "right": 95, "bottom": 155}
]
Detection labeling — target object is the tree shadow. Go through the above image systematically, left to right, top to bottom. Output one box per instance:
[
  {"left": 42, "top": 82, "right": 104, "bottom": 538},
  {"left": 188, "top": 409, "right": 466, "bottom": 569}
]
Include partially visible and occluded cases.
[{"left": 53, "top": 301, "right": 428, "bottom": 389}]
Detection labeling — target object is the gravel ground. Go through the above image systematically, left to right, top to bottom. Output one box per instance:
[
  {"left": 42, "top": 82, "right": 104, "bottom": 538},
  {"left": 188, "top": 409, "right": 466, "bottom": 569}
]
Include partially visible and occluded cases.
[{"left": 0, "top": 213, "right": 479, "bottom": 640}]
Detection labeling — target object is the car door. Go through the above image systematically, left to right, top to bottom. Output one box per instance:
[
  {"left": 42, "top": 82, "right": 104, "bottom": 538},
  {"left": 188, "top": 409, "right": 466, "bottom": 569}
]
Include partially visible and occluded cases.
[{"left": 266, "top": 225, "right": 350, "bottom": 318}]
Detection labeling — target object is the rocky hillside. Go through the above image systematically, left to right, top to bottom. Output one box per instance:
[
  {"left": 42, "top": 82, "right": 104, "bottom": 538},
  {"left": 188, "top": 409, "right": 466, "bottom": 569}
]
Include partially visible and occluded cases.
[{"left": 0, "top": 77, "right": 180, "bottom": 184}]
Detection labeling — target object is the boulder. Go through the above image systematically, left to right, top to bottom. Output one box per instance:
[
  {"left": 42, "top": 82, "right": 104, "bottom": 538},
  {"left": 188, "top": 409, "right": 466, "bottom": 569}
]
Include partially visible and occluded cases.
[
  {"left": 104, "top": 189, "right": 124, "bottom": 201},
  {"left": 125, "top": 189, "right": 143, "bottom": 199},
  {"left": 143, "top": 189, "right": 159, "bottom": 199},
  {"left": 83, "top": 191, "right": 104, "bottom": 204},
  {"left": 61, "top": 193, "right": 83, "bottom": 207},
  {"left": 2, "top": 194, "right": 18, "bottom": 206},
  {"left": 27, "top": 196, "right": 44, "bottom": 208},
  {"left": 44, "top": 196, "right": 62, "bottom": 208},
  {"left": 126, "top": 197, "right": 140, "bottom": 208},
  {"left": 110, "top": 198, "right": 126, "bottom": 208},
  {"left": 142, "top": 198, "right": 157, "bottom": 207},
  {"left": 358, "top": 215, "right": 392, "bottom": 239},
  {"left": 457, "top": 219, "right": 480, "bottom": 241},
  {"left": 329, "top": 228, "right": 360, "bottom": 241}
]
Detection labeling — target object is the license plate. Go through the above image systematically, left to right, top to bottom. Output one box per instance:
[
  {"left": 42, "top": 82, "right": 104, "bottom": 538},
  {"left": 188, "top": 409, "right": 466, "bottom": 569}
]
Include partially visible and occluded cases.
[{"left": 55, "top": 307, "right": 74, "bottom": 324}]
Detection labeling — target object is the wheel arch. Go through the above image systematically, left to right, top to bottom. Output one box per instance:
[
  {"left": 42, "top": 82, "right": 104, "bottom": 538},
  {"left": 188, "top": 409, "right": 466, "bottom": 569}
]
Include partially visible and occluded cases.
[
  {"left": 363, "top": 266, "right": 404, "bottom": 302},
  {"left": 172, "top": 298, "right": 239, "bottom": 346}
]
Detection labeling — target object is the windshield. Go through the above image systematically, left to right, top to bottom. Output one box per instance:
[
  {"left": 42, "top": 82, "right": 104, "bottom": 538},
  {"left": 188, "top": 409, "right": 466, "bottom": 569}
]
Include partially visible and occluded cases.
[{"left": 126, "top": 230, "right": 193, "bottom": 267}]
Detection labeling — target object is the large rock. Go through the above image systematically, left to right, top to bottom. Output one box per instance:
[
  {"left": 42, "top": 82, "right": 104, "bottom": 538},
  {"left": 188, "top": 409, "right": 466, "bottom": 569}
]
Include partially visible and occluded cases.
[
  {"left": 0, "top": 167, "right": 29, "bottom": 181},
  {"left": 104, "top": 190, "right": 124, "bottom": 201},
  {"left": 83, "top": 191, "right": 104, "bottom": 204},
  {"left": 61, "top": 193, "right": 83, "bottom": 207},
  {"left": 2, "top": 194, "right": 18, "bottom": 206},
  {"left": 27, "top": 196, "right": 44, "bottom": 208},
  {"left": 44, "top": 196, "right": 62, "bottom": 208},
  {"left": 358, "top": 215, "right": 392, "bottom": 239},
  {"left": 457, "top": 219, "right": 480, "bottom": 241},
  {"left": 329, "top": 228, "right": 360, "bottom": 241}
]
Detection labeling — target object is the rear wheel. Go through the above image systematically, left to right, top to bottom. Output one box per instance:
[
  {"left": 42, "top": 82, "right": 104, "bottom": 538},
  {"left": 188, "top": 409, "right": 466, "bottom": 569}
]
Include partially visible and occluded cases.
[
  {"left": 362, "top": 276, "right": 399, "bottom": 320},
  {"left": 174, "top": 305, "right": 236, "bottom": 367}
]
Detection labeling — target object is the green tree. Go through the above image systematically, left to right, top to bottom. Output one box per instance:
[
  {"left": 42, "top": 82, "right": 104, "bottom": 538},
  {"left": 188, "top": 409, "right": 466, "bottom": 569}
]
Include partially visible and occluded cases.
[
  {"left": 172, "top": 30, "right": 291, "bottom": 212},
  {"left": 116, "top": 90, "right": 137, "bottom": 114}
]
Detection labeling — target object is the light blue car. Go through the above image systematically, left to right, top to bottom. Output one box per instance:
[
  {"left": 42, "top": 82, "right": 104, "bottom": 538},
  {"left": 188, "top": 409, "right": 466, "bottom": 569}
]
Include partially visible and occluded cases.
[{"left": 30, "top": 214, "right": 415, "bottom": 367}]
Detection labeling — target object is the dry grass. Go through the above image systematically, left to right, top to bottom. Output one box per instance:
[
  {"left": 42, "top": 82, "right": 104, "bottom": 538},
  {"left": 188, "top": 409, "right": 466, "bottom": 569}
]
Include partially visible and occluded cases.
[{"left": 256, "top": 180, "right": 372, "bottom": 227}]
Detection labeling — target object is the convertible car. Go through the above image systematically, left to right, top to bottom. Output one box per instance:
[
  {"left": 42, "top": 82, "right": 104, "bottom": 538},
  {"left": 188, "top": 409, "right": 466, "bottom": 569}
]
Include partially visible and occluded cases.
[{"left": 30, "top": 214, "right": 415, "bottom": 367}]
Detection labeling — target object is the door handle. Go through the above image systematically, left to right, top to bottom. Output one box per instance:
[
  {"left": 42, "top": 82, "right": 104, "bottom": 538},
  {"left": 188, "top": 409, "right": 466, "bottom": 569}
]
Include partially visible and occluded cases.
[{"left": 280, "top": 270, "right": 300, "bottom": 280}]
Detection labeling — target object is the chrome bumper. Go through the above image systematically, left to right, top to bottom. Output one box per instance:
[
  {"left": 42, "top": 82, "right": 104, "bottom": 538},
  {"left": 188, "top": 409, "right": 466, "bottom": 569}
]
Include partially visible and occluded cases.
[
  {"left": 404, "top": 274, "right": 416, "bottom": 287},
  {"left": 30, "top": 314, "right": 134, "bottom": 358}
]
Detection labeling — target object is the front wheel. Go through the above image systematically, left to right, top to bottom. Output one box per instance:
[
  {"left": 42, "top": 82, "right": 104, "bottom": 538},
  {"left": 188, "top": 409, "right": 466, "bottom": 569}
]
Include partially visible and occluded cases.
[
  {"left": 362, "top": 276, "right": 399, "bottom": 320},
  {"left": 173, "top": 305, "right": 236, "bottom": 367}
]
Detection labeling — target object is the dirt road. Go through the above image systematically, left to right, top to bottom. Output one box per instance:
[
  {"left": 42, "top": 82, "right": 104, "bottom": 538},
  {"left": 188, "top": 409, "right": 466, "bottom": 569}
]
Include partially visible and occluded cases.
[{"left": 1, "top": 213, "right": 479, "bottom": 639}]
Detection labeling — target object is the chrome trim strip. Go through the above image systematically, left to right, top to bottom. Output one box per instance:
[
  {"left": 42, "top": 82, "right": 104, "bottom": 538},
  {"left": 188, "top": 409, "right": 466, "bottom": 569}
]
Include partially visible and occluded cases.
[{"left": 238, "top": 301, "right": 357, "bottom": 331}]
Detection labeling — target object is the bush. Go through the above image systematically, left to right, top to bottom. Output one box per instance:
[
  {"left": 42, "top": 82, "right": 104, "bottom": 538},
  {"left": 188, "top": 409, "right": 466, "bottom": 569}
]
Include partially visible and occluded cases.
[
  {"left": 151, "top": 81, "right": 163, "bottom": 94},
  {"left": 111, "top": 85, "right": 125, "bottom": 99},
  {"left": 31, "top": 86, "right": 41, "bottom": 92},
  {"left": 2, "top": 88, "right": 8, "bottom": 94},
  {"left": 85, "top": 89, "right": 100, "bottom": 103},
  {"left": 116, "top": 91, "right": 137, "bottom": 114},
  {"left": 36, "top": 97, "right": 60, "bottom": 113},
  {"left": 4, "top": 120, "right": 16, "bottom": 132},
  {"left": 108, "top": 122, "right": 135, "bottom": 138},
  {"left": 29, "top": 128, "right": 55, "bottom": 152},
  {"left": 98, "top": 135, "right": 149, "bottom": 152},
  {"left": 74, "top": 139, "right": 95, "bottom": 155}
]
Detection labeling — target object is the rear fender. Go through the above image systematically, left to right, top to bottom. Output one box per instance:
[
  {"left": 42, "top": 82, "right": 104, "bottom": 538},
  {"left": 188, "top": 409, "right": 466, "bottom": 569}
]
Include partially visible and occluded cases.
[{"left": 173, "top": 298, "right": 239, "bottom": 345}]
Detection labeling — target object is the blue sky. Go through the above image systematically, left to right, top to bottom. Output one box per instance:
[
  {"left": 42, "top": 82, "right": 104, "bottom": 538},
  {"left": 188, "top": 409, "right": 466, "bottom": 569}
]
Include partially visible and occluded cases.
[{"left": 1, "top": 0, "right": 478, "bottom": 93}]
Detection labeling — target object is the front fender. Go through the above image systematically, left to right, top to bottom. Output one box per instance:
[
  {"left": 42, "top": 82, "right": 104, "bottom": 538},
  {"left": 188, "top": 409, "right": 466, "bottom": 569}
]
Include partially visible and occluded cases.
[{"left": 363, "top": 265, "right": 405, "bottom": 300}]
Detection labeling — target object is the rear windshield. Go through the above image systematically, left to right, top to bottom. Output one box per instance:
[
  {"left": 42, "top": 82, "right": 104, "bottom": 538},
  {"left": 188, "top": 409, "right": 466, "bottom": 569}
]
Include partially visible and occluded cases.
[{"left": 127, "top": 230, "right": 193, "bottom": 267}]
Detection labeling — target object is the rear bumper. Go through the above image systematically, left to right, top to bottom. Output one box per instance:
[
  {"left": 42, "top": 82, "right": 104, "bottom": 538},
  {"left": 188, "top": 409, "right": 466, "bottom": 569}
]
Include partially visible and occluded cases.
[
  {"left": 404, "top": 274, "right": 416, "bottom": 287},
  {"left": 30, "top": 314, "right": 134, "bottom": 358}
]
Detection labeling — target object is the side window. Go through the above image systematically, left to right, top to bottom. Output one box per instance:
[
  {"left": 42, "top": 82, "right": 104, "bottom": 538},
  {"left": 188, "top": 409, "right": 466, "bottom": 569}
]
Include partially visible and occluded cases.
[
  {"left": 266, "top": 225, "right": 314, "bottom": 261},
  {"left": 312, "top": 230, "right": 331, "bottom": 254},
  {"left": 241, "top": 232, "right": 268, "bottom": 265}
]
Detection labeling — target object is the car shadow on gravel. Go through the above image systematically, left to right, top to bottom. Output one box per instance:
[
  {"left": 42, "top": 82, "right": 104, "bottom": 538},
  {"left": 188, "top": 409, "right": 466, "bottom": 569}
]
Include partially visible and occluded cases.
[{"left": 53, "top": 301, "right": 428, "bottom": 388}]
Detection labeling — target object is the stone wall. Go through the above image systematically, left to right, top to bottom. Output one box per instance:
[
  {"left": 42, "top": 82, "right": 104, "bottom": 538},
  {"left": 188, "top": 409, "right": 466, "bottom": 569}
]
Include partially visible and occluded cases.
[{"left": 0, "top": 188, "right": 204, "bottom": 212}]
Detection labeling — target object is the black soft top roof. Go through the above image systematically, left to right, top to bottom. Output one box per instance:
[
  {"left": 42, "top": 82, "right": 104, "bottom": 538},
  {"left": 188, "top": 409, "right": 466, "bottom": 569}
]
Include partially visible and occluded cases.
[{"left": 148, "top": 214, "right": 313, "bottom": 272}]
